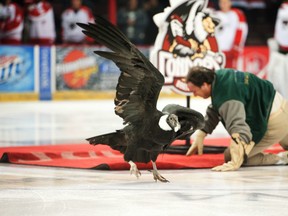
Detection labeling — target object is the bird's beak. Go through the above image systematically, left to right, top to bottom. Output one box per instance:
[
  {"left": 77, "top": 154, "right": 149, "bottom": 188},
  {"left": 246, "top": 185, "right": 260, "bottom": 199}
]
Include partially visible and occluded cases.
[{"left": 174, "top": 122, "right": 181, "bottom": 132}]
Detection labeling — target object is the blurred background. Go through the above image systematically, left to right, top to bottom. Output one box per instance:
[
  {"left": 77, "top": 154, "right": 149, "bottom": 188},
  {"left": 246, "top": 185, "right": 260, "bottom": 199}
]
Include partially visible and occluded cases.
[
  {"left": 0, "top": 0, "right": 287, "bottom": 101},
  {"left": 0, "top": 0, "right": 283, "bottom": 45}
]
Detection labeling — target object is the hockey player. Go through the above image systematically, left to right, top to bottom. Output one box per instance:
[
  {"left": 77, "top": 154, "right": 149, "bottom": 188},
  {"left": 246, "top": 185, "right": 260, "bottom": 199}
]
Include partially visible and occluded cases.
[
  {"left": 0, "top": 0, "right": 24, "bottom": 44},
  {"left": 27, "top": 0, "right": 56, "bottom": 45},
  {"left": 61, "top": 0, "right": 94, "bottom": 44},
  {"left": 214, "top": 0, "right": 248, "bottom": 69},
  {"left": 265, "top": 1, "right": 288, "bottom": 99}
]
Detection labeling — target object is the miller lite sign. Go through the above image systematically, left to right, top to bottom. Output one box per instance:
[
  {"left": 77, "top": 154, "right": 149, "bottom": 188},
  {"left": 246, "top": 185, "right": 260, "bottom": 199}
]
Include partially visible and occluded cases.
[{"left": 150, "top": 0, "right": 225, "bottom": 95}]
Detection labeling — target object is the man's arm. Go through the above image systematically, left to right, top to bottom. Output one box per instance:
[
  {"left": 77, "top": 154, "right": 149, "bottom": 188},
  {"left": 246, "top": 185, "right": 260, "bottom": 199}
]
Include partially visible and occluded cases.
[
  {"left": 212, "top": 100, "right": 255, "bottom": 171},
  {"left": 218, "top": 100, "right": 252, "bottom": 143},
  {"left": 186, "top": 104, "right": 219, "bottom": 156},
  {"left": 202, "top": 104, "right": 220, "bottom": 134}
]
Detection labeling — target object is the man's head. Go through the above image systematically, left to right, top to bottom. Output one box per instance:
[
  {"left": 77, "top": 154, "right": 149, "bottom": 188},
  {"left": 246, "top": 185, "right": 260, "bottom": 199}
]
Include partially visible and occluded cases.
[
  {"left": 4, "top": 0, "right": 11, "bottom": 5},
  {"left": 71, "top": 0, "right": 82, "bottom": 10},
  {"left": 128, "top": 0, "right": 138, "bottom": 10},
  {"left": 219, "top": 0, "right": 232, "bottom": 12},
  {"left": 186, "top": 66, "right": 215, "bottom": 98}
]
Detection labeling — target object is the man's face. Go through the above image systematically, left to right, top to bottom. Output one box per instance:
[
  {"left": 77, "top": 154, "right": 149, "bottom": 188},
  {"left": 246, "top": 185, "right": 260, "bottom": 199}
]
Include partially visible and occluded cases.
[
  {"left": 72, "top": 0, "right": 82, "bottom": 9},
  {"left": 187, "top": 82, "right": 211, "bottom": 99}
]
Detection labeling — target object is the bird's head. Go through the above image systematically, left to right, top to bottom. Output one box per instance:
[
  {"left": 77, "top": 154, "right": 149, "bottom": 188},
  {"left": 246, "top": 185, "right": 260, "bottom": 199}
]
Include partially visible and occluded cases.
[{"left": 159, "top": 114, "right": 181, "bottom": 132}]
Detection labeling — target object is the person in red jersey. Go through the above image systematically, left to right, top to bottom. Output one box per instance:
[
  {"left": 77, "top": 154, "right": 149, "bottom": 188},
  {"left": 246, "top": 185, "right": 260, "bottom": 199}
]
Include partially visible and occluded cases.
[
  {"left": 0, "top": 0, "right": 24, "bottom": 44},
  {"left": 27, "top": 0, "right": 56, "bottom": 45},
  {"left": 214, "top": 0, "right": 248, "bottom": 69},
  {"left": 265, "top": 0, "right": 288, "bottom": 100},
  {"left": 274, "top": 0, "right": 288, "bottom": 55}
]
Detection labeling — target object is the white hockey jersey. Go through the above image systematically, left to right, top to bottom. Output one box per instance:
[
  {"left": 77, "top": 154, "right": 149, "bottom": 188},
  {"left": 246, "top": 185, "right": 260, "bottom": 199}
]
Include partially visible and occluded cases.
[
  {"left": 27, "top": 1, "right": 56, "bottom": 41},
  {"left": 274, "top": 2, "right": 288, "bottom": 53},
  {"left": 0, "top": 3, "right": 23, "bottom": 41},
  {"left": 61, "top": 6, "right": 94, "bottom": 43},
  {"left": 215, "top": 8, "right": 248, "bottom": 52}
]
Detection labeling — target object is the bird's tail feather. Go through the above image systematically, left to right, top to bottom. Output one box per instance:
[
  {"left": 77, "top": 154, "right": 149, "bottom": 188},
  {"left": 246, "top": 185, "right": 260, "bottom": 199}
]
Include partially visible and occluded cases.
[{"left": 86, "top": 131, "right": 127, "bottom": 153}]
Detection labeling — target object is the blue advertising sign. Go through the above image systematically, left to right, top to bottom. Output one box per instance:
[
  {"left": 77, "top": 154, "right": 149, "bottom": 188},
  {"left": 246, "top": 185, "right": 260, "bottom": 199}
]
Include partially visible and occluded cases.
[
  {"left": 0, "top": 46, "right": 35, "bottom": 92},
  {"left": 39, "top": 46, "right": 52, "bottom": 100}
]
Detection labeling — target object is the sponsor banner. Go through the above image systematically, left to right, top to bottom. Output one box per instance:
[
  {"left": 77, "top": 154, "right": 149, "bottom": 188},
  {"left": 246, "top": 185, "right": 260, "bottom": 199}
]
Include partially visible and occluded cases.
[
  {"left": 150, "top": 0, "right": 225, "bottom": 95},
  {"left": 0, "top": 44, "right": 270, "bottom": 101},
  {"left": 0, "top": 45, "right": 36, "bottom": 93},
  {"left": 39, "top": 46, "right": 52, "bottom": 100},
  {"left": 54, "top": 46, "right": 150, "bottom": 99},
  {"left": 55, "top": 46, "right": 101, "bottom": 92},
  {"left": 97, "top": 55, "right": 121, "bottom": 91}
]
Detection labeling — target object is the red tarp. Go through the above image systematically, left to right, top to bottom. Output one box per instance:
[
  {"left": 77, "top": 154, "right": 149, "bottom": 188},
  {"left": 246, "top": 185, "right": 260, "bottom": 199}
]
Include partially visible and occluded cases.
[{"left": 0, "top": 139, "right": 283, "bottom": 170}]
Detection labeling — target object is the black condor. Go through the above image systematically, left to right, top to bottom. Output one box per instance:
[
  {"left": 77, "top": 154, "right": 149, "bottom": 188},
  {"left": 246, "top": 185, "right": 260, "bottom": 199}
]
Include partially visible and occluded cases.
[{"left": 77, "top": 16, "right": 204, "bottom": 182}]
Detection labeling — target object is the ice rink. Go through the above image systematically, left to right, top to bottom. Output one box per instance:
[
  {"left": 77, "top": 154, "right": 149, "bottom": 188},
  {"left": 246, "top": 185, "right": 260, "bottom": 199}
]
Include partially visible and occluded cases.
[{"left": 1, "top": 98, "right": 288, "bottom": 216}]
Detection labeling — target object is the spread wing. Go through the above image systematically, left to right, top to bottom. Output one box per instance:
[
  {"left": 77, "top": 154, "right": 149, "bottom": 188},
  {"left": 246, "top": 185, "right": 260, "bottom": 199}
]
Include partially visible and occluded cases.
[{"left": 77, "top": 16, "right": 164, "bottom": 125}]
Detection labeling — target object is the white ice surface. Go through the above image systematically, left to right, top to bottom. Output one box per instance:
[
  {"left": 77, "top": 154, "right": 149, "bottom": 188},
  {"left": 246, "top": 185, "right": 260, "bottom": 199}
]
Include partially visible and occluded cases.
[{"left": 1, "top": 98, "right": 287, "bottom": 216}]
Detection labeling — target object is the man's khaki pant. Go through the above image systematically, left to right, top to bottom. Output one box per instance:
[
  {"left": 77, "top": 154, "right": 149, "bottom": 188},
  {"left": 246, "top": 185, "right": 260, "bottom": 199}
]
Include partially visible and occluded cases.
[{"left": 224, "top": 100, "right": 288, "bottom": 166}]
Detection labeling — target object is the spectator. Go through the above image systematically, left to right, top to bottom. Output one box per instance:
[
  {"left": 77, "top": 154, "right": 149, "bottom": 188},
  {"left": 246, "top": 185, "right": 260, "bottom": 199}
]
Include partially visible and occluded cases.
[
  {"left": 0, "top": 0, "right": 24, "bottom": 44},
  {"left": 27, "top": 0, "right": 56, "bottom": 45},
  {"left": 61, "top": 0, "right": 94, "bottom": 44},
  {"left": 117, "top": 0, "right": 148, "bottom": 45},
  {"left": 143, "top": 0, "right": 164, "bottom": 45},
  {"left": 214, "top": 0, "right": 248, "bottom": 69},
  {"left": 265, "top": 0, "right": 288, "bottom": 99},
  {"left": 274, "top": 0, "right": 288, "bottom": 55},
  {"left": 186, "top": 66, "right": 288, "bottom": 171}
]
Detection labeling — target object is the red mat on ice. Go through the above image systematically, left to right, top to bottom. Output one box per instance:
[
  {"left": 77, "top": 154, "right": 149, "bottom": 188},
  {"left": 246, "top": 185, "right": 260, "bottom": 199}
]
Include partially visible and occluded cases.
[{"left": 0, "top": 139, "right": 283, "bottom": 170}]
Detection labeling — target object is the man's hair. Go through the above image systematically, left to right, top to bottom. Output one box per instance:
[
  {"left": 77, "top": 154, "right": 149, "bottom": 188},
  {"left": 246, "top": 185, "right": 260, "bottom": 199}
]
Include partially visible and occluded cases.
[{"left": 186, "top": 66, "right": 215, "bottom": 87}]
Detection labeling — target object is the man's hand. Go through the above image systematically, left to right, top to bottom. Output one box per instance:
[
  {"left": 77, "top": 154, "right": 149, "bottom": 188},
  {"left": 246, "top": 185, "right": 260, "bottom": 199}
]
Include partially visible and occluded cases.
[
  {"left": 186, "top": 130, "right": 206, "bottom": 156},
  {"left": 212, "top": 133, "right": 255, "bottom": 171}
]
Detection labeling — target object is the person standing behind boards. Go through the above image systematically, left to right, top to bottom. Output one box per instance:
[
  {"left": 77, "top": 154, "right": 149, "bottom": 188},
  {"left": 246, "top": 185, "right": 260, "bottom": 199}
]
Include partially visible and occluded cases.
[
  {"left": 0, "top": 0, "right": 24, "bottom": 44},
  {"left": 27, "top": 0, "right": 56, "bottom": 45},
  {"left": 61, "top": 0, "right": 94, "bottom": 44},
  {"left": 117, "top": 0, "right": 148, "bottom": 45},
  {"left": 214, "top": 0, "right": 248, "bottom": 69}
]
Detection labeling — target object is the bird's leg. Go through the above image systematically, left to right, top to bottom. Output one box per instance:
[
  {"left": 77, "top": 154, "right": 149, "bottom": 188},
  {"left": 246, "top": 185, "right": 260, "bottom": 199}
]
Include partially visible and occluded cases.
[
  {"left": 128, "top": 161, "right": 141, "bottom": 179},
  {"left": 151, "top": 161, "right": 169, "bottom": 183}
]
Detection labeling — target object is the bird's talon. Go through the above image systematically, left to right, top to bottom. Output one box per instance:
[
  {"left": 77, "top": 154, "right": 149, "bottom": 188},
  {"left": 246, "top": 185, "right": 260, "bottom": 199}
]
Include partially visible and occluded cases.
[
  {"left": 129, "top": 161, "right": 141, "bottom": 179},
  {"left": 153, "top": 174, "right": 169, "bottom": 183}
]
